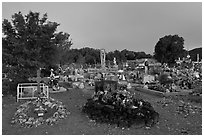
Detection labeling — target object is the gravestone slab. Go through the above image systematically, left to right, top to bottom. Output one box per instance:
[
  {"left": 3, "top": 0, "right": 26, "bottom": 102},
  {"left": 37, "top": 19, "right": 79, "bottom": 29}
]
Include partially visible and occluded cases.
[{"left": 49, "top": 87, "right": 67, "bottom": 93}]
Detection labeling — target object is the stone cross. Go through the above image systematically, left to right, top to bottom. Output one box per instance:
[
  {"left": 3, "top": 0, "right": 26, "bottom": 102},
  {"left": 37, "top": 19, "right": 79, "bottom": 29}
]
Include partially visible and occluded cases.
[{"left": 28, "top": 69, "right": 49, "bottom": 93}]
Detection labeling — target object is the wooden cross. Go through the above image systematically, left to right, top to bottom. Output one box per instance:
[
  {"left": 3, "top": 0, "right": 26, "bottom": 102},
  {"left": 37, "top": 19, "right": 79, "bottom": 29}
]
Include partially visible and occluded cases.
[{"left": 28, "top": 69, "right": 49, "bottom": 93}]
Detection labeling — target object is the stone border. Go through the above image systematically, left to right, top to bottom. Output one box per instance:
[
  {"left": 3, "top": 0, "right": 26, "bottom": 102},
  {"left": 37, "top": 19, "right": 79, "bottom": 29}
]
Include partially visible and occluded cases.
[
  {"left": 49, "top": 87, "right": 67, "bottom": 93},
  {"left": 134, "top": 87, "right": 193, "bottom": 97},
  {"left": 134, "top": 87, "right": 164, "bottom": 97},
  {"left": 164, "top": 89, "right": 192, "bottom": 97}
]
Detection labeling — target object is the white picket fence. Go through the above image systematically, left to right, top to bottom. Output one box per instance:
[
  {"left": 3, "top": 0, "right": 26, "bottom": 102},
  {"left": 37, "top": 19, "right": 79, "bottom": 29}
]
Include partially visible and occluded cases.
[{"left": 17, "top": 83, "right": 49, "bottom": 102}]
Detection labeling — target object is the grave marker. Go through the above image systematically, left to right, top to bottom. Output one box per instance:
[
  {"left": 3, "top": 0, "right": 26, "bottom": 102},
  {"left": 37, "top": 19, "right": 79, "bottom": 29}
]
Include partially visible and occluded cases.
[
  {"left": 100, "top": 49, "right": 106, "bottom": 71},
  {"left": 17, "top": 68, "right": 50, "bottom": 102},
  {"left": 28, "top": 69, "right": 49, "bottom": 95}
]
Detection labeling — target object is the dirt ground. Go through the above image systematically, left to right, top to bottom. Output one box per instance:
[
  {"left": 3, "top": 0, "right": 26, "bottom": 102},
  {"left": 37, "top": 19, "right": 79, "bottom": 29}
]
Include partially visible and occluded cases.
[{"left": 2, "top": 87, "right": 202, "bottom": 135}]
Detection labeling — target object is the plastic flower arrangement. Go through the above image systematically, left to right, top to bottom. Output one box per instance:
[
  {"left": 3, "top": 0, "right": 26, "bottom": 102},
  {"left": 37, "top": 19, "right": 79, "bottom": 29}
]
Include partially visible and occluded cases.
[
  {"left": 83, "top": 89, "right": 159, "bottom": 128},
  {"left": 11, "top": 97, "right": 70, "bottom": 128}
]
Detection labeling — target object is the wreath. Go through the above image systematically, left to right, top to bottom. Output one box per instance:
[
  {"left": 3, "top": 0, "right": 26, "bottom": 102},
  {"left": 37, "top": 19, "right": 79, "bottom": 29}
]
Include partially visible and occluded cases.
[{"left": 11, "top": 97, "right": 70, "bottom": 128}]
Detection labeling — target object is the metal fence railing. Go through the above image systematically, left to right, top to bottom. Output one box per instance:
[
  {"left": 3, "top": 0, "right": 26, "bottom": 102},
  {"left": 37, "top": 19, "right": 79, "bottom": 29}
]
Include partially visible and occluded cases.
[{"left": 17, "top": 83, "right": 49, "bottom": 102}]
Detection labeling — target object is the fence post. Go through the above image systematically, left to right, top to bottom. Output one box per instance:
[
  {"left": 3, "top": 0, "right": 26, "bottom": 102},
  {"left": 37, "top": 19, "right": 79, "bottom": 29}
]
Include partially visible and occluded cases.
[{"left": 17, "top": 84, "right": 19, "bottom": 102}]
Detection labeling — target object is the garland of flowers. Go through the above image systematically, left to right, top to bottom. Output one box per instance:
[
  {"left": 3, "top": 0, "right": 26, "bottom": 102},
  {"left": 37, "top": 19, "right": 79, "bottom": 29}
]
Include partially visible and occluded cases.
[
  {"left": 82, "top": 90, "right": 159, "bottom": 128},
  {"left": 11, "top": 97, "right": 70, "bottom": 128}
]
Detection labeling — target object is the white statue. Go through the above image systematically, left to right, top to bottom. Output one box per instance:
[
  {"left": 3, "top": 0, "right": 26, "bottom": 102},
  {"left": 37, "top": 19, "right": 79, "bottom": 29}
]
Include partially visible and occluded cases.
[
  {"left": 113, "top": 57, "right": 117, "bottom": 65},
  {"left": 144, "top": 59, "right": 149, "bottom": 75},
  {"left": 50, "top": 69, "right": 55, "bottom": 79},
  {"left": 127, "top": 83, "right": 132, "bottom": 89}
]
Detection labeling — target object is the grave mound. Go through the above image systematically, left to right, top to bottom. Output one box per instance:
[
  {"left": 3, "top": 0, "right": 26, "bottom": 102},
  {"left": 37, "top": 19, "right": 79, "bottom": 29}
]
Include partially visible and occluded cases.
[
  {"left": 82, "top": 90, "right": 159, "bottom": 128},
  {"left": 11, "top": 97, "right": 70, "bottom": 128}
]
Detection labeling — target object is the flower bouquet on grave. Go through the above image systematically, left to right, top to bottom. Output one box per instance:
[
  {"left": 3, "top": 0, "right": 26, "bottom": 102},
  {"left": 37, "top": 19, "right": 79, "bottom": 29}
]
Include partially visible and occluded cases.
[
  {"left": 48, "top": 78, "right": 60, "bottom": 91},
  {"left": 148, "top": 83, "right": 166, "bottom": 93},
  {"left": 82, "top": 89, "right": 159, "bottom": 128},
  {"left": 11, "top": 97, "right": 70, "bottom": 128},
  {"left": 34, "top": 97, "right": 48, "bottom": 117}
]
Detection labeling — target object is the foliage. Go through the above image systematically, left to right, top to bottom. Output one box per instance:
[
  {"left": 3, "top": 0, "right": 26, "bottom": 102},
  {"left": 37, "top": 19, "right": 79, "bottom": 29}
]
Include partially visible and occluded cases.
[
  {"left": 2, "top": 11, "right": 71, "bottom": 95},
  {"left": 55, "top": 32, "right": 73, "bottom": 65},
  {"left": 154, "top": 35, "right": 185, "bottom": 64},
  {"left": 62, "top": 47, "right": 153, "bottom": 66},
  {"left": 189, "top": 47, "right": 202, "bottom": 61},
  {"left": 158, "top": 73, "right": 173, "bottom": 85},
  {"left": 148, "top": 84, "right": 167, "bottom": 93},
  {"left": 11, "top": 97, "right": 70, "bottom": 128}
]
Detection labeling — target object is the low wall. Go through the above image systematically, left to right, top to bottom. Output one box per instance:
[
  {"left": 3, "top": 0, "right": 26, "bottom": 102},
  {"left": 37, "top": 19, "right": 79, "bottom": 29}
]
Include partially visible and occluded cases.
[
  {"left": 134, "top": 87, "right": 192, "bottom": 97},
  {"left": 134, "top": 87, "right": 164, "bottom": 97},
  {"left": 164, "top": 89, "right": 192, "bottom": 97}
]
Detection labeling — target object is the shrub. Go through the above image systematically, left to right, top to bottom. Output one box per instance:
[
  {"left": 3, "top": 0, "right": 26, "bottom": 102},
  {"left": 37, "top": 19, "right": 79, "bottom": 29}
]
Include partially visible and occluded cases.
[{"left": 158, "top": 73, "right": 173, "bottom": 85}]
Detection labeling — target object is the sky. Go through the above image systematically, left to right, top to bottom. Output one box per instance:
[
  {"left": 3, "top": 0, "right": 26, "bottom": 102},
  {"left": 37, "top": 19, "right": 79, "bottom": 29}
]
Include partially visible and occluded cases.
[{"left": 2, "top": 2, "right": 202, "bottom": 54}]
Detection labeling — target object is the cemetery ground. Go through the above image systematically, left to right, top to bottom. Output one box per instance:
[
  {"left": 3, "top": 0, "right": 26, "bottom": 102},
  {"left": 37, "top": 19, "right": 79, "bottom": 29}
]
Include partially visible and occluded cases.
[{"left": 2, "top": 82, "right": 202, "bottom": 135}]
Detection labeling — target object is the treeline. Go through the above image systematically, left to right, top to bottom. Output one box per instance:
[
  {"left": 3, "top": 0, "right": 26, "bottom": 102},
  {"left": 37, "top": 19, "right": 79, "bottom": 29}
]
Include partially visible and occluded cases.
[
  {"left": 61, "top": 47, "right": 153, "bottom": 65},
  {"left": 189, "top": 47, "right": 202, "bottom": 61}
]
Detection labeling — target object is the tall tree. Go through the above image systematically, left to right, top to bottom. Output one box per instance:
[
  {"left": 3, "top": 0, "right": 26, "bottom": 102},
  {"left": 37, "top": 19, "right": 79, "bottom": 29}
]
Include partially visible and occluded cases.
[
  {"left": 2, "top": 11, "right": 71, "bottom": 95},
  {"left": 55, "top": 32, "right": 72, "bottom": 65},
  {"left": 154, "top": 35, "right": 184, "bottom": 64},
  {"left": 189, "top": 47, "right": 202, "bottom": 61}
]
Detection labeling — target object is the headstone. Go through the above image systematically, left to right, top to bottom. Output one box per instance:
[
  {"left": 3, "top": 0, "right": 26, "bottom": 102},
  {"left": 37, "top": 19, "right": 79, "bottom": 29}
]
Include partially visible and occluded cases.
[
  {"left": 197, "top": 54, "right": 199, "bottom": 62},
  {"left": 144, "top": 59, "right": 149, "bottom": 75},
  {"left": 125, "top": 62, "right": 128, "bottom": 67},
  {"left": 28, "top": 69, "right": 49, "bottom": 94},
  {"left": 75, "top": 69, "right": 78, "bottom": 75},
  {"left": 122, "top": 75, "right": 126, "bottom": 80},
  {"left": 143, "top": 75, "right": 155, "bottom": 84},
  {"left": 63, "top": 76, "right": 68, "bottom": 82},
  {"left": 95, "top": 80, "right": 117, "bottom": 93},
  {"left": 72, "top": 82, "right": 80, "bottom": 88},
  {"left": 79, "top": 82, "right": 85, "bottom": 89},
  {"left": 127, "top": 83, "right": 132, "bottom": 89},
  {"left": 144, "top": 84, "right": 148, "bottom": 89},
  {"left": 49, "top": 86, "right": 67, "bottom": 93}
]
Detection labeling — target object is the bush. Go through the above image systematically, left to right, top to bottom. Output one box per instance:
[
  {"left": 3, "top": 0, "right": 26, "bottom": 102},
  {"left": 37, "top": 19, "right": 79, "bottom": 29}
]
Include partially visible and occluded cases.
[
  {"left": 149, "top": 67, "right": 162, "bottom": 75},
  {"left": 158, "top": 73, "right": 173, "bottom": 85},
  {"left": 2, "top": 79, "right": 18, "bottom": 96},
  {"left": 2, "top": 80, "right": 11, "bottom": 95}
]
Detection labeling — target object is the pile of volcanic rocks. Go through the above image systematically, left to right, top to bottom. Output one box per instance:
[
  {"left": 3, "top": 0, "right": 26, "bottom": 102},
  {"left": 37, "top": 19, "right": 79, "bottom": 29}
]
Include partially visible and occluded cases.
[{"left": 82, "top": 90, "right": 159, "bottom": 128}]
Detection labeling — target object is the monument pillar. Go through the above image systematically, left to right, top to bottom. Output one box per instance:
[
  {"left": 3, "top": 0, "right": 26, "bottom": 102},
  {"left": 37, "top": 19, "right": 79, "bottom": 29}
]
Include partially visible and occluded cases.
[
  {"left": 100, "top": 49, "right": 106, "bottom": 71},
  {"left": 197, "top": 54, "right": 199, "bottom": 62},
  {"left": 144, "top": 59, "right": 149, "bottom": 75}
]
